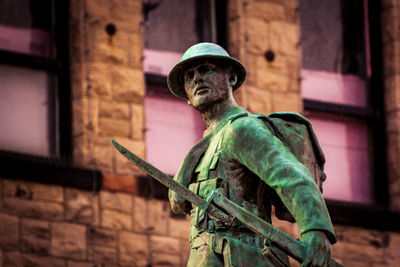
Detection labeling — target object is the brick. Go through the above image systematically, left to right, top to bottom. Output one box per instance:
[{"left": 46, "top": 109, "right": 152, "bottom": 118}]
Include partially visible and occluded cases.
[
  {"left": 86, "top": 0, "right": 110, "bottom": 23},
  {"left": 109, "top": 0, "right": 142, "bottom": 32},
  {"left": 249, "top": 1, "right": 285, "bottom": 21},
  {"left": 381, "top": 7, "right": 400, "bottom": 44},
  {"left": 246, "top": 18, "right": 269, "bottom": 54},
  {"left": 269, "top": 21, "right": 299, "bottom": 57},
  {"left": 127, "top": 33, "right": 144, "bottom": 68},
  {"left": 383, "top": 41, "right": 400, "bottom": 78},
  {"left": 89, "top": 42, "right": 128, "bottom": 66},
  {"left": 256, "top": 60, "right": 289, "bottom": 92},
  {"left": 88, "top": 63, "right": 112, "bottom": 97},
  {"left": 111, "top": 66, "right": 145, "bottom": 103},
  {"left": 384, "top": 75, "right": 400, "bottom": 112},
  {"left": 246, "top": 86, "right": 272, "bottom": 114},
  {"left": 271, "top": 92, "right": 302, "bottom": 112},
  {"left": 72, "top": 97, "right": 99, "bottom": 135},
  {"left": 99, "top": 100, "right": 130, "bottom": 120},
  {"left": 130, "top": 103, "right": 145, "bottom": 140},
  {"left": 99, "top": 117, "right": 130, "bottom": 137},
  {"left": 91, "top": 136, "right": 114, "bottom": 172},
  {"left": 114, "top": 139, "right": 146, "bottom": 176},
  {"left": 102, "top": 173, "right": 140, "bottom": 194},
  {"left": 3, "top": 180, "right": 63, "bottom": 202},
  {"left": 65, "top": 188, "right": 100, "bottom": 225},
  {"left": 100, "top": 191, "right": 132, "bottom": 214},
  {"left": 133, "top": 195, "right": 148, "bottom": 233},
  {"left": 3, "top": 197, "right": 63, "bottom": 221},
  {"left": 147, "top": 199, "right": 170, "bottom": 236},
  {"left": 101, "top": 209, "right": 131, "bottom": 230},
  {"left": 0, "top": 213, "right": 18, "bottom": 250},
  {"left": 168, "top": 216, "right": 190, "bottom": 240},
  {"left": 21, "top": 219, "right": 50, "bottom": 256},
  {"left": 51, "top": 222, "right": 86, "bottom": 260},
  {"left": 334, "top": 225, "right": 390, "bottom": 248},
  {"left": 87, "top": 227, "right": 117, "bottom": 248},
  {"left": 119, "top": 232, "right": 149, "bottom": 267},
  {"left": 386, "top": 232, "right": 400, "bottom": 263},
  {"left": 21, "top": 236, "right": 50, "bottom": 256},
  {"left": 150, "top": 236, "right": 180, "bottom": 255},
  {"left": 179, "top": 240, "right": 191, "bottom": 266},
  {"left": 340, "top": 241, "right": 386, "bottom": 264},
  {"left": 92, "top": 245, "right": 117, "bottom": 262},
  {"left": 4, "top": 251, "right": 65, "bottom": 267},
  {"left": 152, "top": 253, "right": 180, "bottom": 267},
  {"left": 67, "top": 261, "right": 93, "bottom": 267}
]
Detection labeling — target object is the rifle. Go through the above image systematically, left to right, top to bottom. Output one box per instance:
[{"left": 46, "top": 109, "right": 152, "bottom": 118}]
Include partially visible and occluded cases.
[{"left": 111, "top": 139, "right": 343, "bottom": 267}]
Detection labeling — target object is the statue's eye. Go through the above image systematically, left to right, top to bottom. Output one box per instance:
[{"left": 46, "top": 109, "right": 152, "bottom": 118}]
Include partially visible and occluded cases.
[
  {"left": 198, "top": 66, "right": 212, "bottom": 75},
  {"left": 185, "top": 71, "right": 194, "bottom": 81}
]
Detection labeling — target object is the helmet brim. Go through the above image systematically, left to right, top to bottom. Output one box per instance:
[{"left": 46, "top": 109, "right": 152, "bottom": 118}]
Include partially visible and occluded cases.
[{"left": 167, "top": 55, "right": 246, "bottom": 99}]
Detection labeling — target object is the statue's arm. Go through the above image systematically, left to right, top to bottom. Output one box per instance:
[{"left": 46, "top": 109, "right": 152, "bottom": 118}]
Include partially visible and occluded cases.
[{"left": 224, "top": 116, "right": 336, "bottom": 243}]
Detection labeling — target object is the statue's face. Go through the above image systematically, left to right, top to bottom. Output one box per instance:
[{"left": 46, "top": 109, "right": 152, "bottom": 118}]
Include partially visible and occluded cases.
[{"left": 183, "top": 61, "right": 231, "bottom": 110}]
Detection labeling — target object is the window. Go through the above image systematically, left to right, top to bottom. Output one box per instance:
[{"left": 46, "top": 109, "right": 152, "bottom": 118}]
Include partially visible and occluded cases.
[
  {"left": 0, "top": 0, "right": 70, "bottom": 160},
  {"left": 142, "top": 0, "right": 226, "bottom": 175},
  {"left": 300, "top": 0, "right": 385, "bottom": 204}
]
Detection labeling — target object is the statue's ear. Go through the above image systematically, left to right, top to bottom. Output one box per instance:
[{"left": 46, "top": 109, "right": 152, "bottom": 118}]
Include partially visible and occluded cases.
[{"left": 228, "top": 70, "right": 238, "bottom": 87}]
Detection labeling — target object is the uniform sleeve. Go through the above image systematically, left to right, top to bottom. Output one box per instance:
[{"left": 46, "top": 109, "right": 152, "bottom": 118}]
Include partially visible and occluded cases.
[{"left": 224, "top": 117, "right": 336, "bottom": 243}]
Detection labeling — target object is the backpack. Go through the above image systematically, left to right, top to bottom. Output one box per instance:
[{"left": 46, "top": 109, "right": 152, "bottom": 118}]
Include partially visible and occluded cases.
[{"left": 253, "top": 112, "right": 326, "bottom": 222}]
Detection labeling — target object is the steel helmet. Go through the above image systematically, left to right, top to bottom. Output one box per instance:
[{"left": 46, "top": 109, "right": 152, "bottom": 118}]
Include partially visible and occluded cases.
[{"left": 167, "top": 42, "right": 246, "bottom": 99}]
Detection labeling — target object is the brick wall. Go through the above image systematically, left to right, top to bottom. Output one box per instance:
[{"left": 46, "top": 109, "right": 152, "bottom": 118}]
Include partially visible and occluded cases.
[
  {"left": 382, "top": 0, "right": 400, "bottom": 212},
  {"left": 0, "top": 178, "right": 189, "bottom": 266}
]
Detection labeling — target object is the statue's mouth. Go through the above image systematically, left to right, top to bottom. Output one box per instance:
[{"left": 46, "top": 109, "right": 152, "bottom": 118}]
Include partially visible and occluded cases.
[{"left": 195, "top": 86, "right": 209, "bottom": 95}]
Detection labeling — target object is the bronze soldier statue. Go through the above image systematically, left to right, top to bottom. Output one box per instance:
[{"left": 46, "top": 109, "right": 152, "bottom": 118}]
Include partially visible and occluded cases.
[{"left": 167, "top": 43, "right": 337, "bottom": 267}]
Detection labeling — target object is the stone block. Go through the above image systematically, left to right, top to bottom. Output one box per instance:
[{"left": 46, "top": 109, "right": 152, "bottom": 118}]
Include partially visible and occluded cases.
[
  {"left": 86, "top": 0, "right": 110, "bottom": 23},
  {"left": 109, "top": 0, "right": 142, "bottom": 32},
  {"left": 248, "top": 1, "right": 285, "bottom": 21},
  {"left": 381, "top": 7, "right": 400, "bottom": 44},
  {"left": 246, "top": 18, "right": 269, "bottom": 54},
  {"left": 269, "top": 21, "right": 299, "bottom": 57},
  {"left": 127, "top": 33, "right": 144, "bottom": 68},
  {"left": 383, "top": 41, "right": 400, "bottom": 78},
  {"left": 89, "top": 42, "right": 128, "bottom": 66},
  {"left": 256, "top": 59, "right": 289, "bottom": 92},
  {"left": 88, "top": 63, "right": 112, "bottom": 97},
  {"left": 111, "top": 66, "right": 145, "bottom": 103},
  {"left": 384, "top": 75, "right": 400, "bottom": 112},
  {"left": 246, "top": 86, "right": 272, "bottom": 115},
  {"left": 272, "top": 92, "right": 302, "bottom": 112},
  {"left": 72, "top": 97, "right": 99, "bottom": 135},
  {"left": 99, "top": 100, "right": 130, "bottom": 120},
  {"left": 130, "top": 103, "right": 145, "bottom": 140},
  {"left": 99, "top": 117, "right": 130, "bottom": 137},
  {"left": 91, "top": 136, "right": 114, "bottom": 172},
  {"left": 114, "top": 139, "right": 146, "bottom": 176},
  {"left": 102, "top": 173, "right": 140, "bottom": 194},
  {"left": 3, "top": 180, "right": 63, "bottom": 202},
  {"left": 65, "top": 188, "right": 99, "bottom": 225},
  {"left": 100, "top": 191, "right": 132, "bottom": 214},
  {"left": 133, "top": 195, "right": 148, "bottom": 233},
  {"left": 3, "top": 197, "right": 63, "bottom": 221},
  {"left": 147, "top": 199, "right": 169, "bottom": 236},
  {"left": 101, "top": 209, "right": 131, "bottom": 230},
  {"left": 0, "top": 213, "right": 18, "bottom": 250},
  {"left": 168, "top": 216, "right": 190, "bottom": 240},
  {"left": 21, "top": 219, "right": 49, "bottom": 239},
  {"left": 51, "top": 222, "right": 86, "bottom": 260},
  {"left": 334, "top": 225, "right": 390, "bottom": 248},
  {"left": 87, "top": 227, "right": 117, "bottom": 247},
  {"left": 119, "top": 232, "right": 149, "bottom": 266},
  {"left": 385, "top": 232, "right": 400, "bottom": 263},
  {"left": 21, "top": 236, "right": 50, "bottom": 256},
  {"left": 150, "top": 236, "right": 180, "bottom": 255},
  {"left": 180, "top": 240, "right": 190, "bottom": 266},
  {"left": 340, "top": 241, "right": 386, "bottom": 264},
  {"left": 91, "top": 245, "right": 117, "bottom": 263},
  {"left": 0, "top": 249, "right": 2, "bottom": 267},
  {"left": 4, "top": 251, "right": 65, "bottom": 267},
  {"left": 152, "top": 253, "right": 180, "bottom": 267},
  {"left": 67, "top": 261, "right": 93, "bottom": 267}
]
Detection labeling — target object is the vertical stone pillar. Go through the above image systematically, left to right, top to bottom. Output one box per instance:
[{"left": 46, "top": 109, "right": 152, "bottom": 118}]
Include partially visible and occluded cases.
[
  {"left": 69, "top": 0, "right": 146, "bottom": 176},
  {"left": 227, "top": 0, "right": 302, "bottom": 114},
  {"left": 382, "top": 0, "right": 400, "bottom": 211}
]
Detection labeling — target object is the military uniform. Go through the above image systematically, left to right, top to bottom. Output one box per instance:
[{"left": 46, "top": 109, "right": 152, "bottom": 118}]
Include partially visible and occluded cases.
[{"left": 169, "top": 106, "right": 336, "bottom": 267}]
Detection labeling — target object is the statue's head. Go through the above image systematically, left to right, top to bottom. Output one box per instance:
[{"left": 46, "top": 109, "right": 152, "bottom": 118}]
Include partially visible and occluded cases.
[{"left": 167, "top": 42, "right": 246, "bottom": 100}]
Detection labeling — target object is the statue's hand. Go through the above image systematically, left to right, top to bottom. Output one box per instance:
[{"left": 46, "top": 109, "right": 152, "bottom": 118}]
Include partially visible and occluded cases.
[{"left": 300, "top": 231, "right": 331, "bottom": 267}]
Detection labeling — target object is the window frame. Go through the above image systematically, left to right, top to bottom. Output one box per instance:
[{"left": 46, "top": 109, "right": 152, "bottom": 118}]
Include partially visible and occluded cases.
[
  {"left": 0, "top": 0, "right": 102, "bottom": 190},
  {"left": 302, "top": 0, "right": 391, "bottom": 224}
]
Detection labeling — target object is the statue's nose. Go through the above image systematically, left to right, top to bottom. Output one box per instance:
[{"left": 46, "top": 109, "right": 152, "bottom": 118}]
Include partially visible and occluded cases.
[{"left": 193, "top": 71, "right": 204, "bottom": 83}]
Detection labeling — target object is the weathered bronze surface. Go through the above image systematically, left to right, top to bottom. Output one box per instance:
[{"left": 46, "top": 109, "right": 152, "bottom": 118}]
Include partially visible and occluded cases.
[{"left": 166, "top": 42, "right": 338, "bottom": 267}]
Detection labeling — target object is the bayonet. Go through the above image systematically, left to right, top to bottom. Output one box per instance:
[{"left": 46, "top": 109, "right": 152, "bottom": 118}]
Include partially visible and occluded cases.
[{"left": 111, "top": 139, "right": 343, "bottom": 267}]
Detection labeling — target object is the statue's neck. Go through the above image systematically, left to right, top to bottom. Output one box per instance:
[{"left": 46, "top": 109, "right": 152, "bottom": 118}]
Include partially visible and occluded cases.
[{"left": 200, "top": 98, "right": 238, "bottom": 130}]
